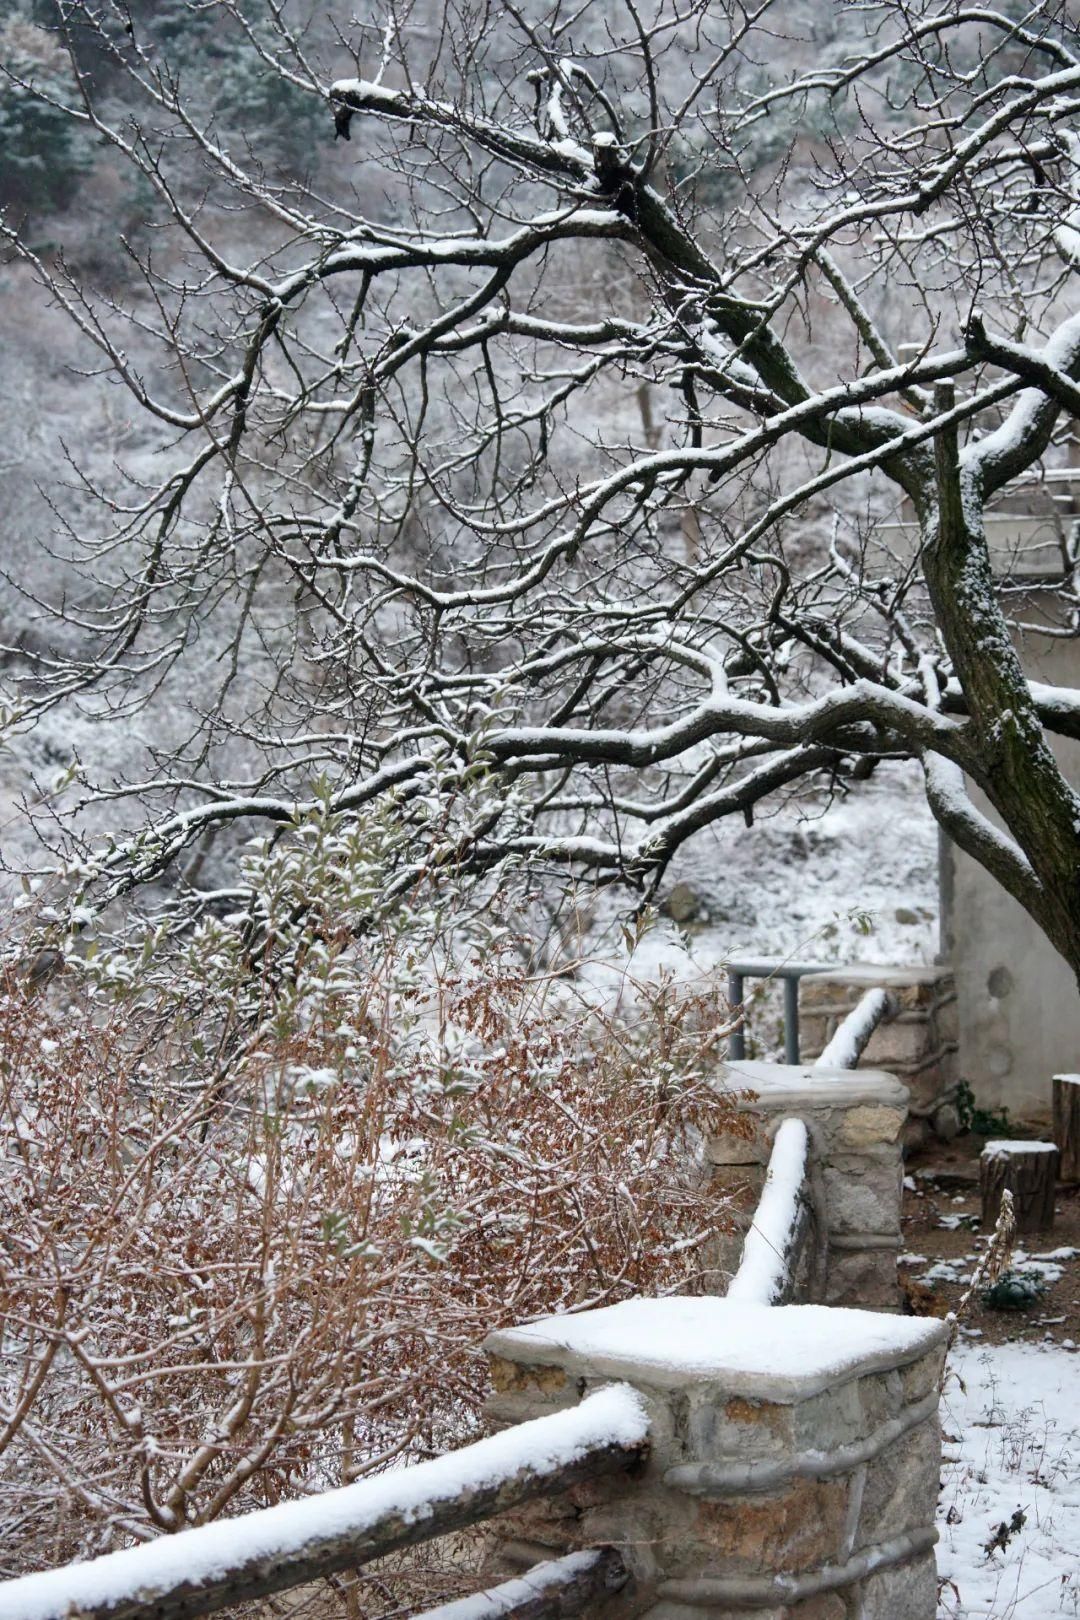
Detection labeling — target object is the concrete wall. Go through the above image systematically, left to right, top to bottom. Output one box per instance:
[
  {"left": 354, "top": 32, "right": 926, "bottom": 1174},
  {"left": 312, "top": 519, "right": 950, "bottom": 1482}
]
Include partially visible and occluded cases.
[{"left": 942, "top": 595, "right": 1080, "bottom": 1123}]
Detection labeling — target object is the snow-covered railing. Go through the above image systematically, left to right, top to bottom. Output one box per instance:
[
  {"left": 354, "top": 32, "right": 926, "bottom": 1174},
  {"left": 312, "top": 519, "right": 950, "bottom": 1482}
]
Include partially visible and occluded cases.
[
  {"left": 799, "top": 966, "right": 958, "bottom": 1134},
  {"left": 722, "top": 986, "right": 893, "bottom": 1305},
  {"left": 814, "top": 986, "right": 895, "bottom": 1070},
  {"left": 726, "top": 1117, "right": 811, "bottom": 1305},
  {"left": 0, "top": 1387, "right": 648, "bottom": 1620},
  {"left": 412, "top": 1548, "right": 628, "bottom": 1620}
]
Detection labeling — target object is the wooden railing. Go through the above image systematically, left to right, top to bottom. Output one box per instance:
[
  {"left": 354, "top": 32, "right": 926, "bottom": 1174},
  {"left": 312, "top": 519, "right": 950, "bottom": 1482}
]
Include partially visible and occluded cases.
[
  {"left": 815, "top": 986, "right": 895, "bottom": 1070},
  {"left": 725, "top": 1116, "right": 811, "bottom": 1305},
  {"left": 0, "top": 1388, "right": 648, "bottom": 1620},
  {"left": 412, "top": 1548, "right": 629, "bottom": 1620}
]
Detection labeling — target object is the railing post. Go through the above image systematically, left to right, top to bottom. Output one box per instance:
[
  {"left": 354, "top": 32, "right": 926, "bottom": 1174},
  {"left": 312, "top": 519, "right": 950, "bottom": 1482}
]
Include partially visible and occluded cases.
[
  {"left": 725, "top": 960, "right": 834, "bottom": 1066},
  {"left": 727, "top": 970, "right": 745, "bottom": 1060},
  {"left": 783, "top": 973, "right": 800, "bottom": 1065},
  {"left": 484, "top": 1297, "right": 946, "bottom": 1620}
]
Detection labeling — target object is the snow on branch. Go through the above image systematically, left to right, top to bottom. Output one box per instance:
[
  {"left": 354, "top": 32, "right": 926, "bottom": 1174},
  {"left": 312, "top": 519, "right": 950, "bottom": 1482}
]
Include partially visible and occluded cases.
[
  {"left": 329, "top": 76, "right": 596, "bottom": 183},
  {"left": 962, "top": 310, "right": 1080, "bottom": 492},
  {"left": 491, "top": 676, "right": 964, "bottom": 769},
  {"left": 921, "top": 752, "right": 1038, "bottom": 912}
]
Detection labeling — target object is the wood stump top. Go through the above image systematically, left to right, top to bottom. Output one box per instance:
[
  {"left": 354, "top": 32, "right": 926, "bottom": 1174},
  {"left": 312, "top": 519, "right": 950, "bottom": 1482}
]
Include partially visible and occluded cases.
[{"left": 980, "top": 1140, "right": 1059, "bottom": 1233}]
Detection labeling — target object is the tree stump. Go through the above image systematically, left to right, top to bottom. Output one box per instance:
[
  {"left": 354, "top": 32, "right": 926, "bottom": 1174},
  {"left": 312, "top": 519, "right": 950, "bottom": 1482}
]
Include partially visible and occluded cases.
[
  {"left": 1053, "top": 1075, "right": 1080, "bottom": 1182},
  {"left": 980, "top": 1141, "right": 1059, "bottom": 1233}
]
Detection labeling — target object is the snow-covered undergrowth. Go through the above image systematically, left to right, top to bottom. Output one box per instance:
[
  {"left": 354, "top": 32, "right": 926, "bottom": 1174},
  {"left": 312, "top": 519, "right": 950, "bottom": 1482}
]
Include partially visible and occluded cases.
[{"left": 939, "top": 1341, "right": 1080, "bottom": 1618}]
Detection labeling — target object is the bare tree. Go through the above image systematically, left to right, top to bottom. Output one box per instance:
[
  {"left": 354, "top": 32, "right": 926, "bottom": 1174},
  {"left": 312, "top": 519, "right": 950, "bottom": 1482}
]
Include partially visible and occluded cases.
[{"left": 8, "top": 0, "right": 1080, "bottom": 979}]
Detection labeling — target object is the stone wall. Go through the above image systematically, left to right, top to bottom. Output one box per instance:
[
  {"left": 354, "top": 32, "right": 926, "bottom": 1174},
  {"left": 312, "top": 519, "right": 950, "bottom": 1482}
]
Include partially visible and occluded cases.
[
  {"left": 798, "top": 967, "right": 957, "bottom": 1137},
  {"left": 708, "top": 1064, "right": 908, "bottom": 1310},
  {"left": 484, "top": 1296, "right": 946, "bottom": 1620}
]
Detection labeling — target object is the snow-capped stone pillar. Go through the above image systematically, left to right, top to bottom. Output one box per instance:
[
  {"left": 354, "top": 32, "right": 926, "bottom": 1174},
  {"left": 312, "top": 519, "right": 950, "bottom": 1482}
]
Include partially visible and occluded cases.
[
  {"left": 799, "top": 966, "right": 958, "bottom": 1138},
  {"left": 707, "top": 1063, "right": 909, "bottom": 1310},
  {"left": 484, "top": 1297, "right": 946, "bottom": 1620}
]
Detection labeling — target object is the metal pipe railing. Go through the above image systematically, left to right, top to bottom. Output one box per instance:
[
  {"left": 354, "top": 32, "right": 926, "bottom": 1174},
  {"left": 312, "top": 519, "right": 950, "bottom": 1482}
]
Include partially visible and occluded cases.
[{"left": 725, "top": 959, "right": 834, "bottom": 1064}]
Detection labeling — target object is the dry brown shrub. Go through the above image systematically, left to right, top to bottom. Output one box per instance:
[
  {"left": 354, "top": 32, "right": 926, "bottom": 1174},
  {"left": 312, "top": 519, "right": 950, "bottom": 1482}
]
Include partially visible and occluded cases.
[{"left": 0, "top": 938, "right": 741, "bottom": 1591}]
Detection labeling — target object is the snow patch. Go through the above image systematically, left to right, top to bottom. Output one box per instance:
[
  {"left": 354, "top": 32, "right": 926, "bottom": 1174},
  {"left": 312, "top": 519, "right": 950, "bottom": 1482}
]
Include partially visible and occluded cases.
[{"left": 938, "top": 1342, "right": 1080, "bottom": 1617}]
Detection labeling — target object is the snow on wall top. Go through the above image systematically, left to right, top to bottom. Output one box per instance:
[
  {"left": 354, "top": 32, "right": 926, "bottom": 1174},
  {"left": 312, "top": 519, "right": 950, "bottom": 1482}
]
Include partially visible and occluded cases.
[
  {"left": 801, "top": 964, "right": 950, "bottom": 988},
  {"left": 718, "top": 1059, "right": 909, "bottom": 1109},
  {"left": 484, "top": 1297, "right": 947, "bottom": 1402},
  {"left": 0, "top": 1385, "right": 648, "bottom": 1620}
]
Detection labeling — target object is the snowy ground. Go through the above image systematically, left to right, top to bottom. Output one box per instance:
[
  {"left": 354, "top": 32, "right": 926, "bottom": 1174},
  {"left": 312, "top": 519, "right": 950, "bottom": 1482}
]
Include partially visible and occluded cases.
[
  {"left": 575, "top": 761, "right": 940, "bottom": 1048},
  {"left": 665, "top": 762, "right": 941, "bottom": 971},
  {"left": 938, "top": 1340, "right": 1080, "bottom": 1619}
]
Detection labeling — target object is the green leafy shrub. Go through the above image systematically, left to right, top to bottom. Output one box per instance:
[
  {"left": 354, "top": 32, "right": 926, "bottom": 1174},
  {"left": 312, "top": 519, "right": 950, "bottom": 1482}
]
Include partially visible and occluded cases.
[
  {"left": 956, "top": 1080, "right": 1012, "bottom": 1137},
  {"left": 982, "top": 1270, "right": 1047, "bottom": 1312}
]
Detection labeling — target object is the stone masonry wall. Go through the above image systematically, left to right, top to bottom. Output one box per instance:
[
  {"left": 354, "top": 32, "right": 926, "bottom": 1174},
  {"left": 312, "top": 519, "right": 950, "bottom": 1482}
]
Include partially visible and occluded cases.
[
  {"left": 798, "top": 967, "right": 957, "bottom": 1139},
  {"left": 707, "top": 1064, "right": 908, "bottom": 1310},
  {"left": 483, "top": 1296, "right": 947, "bottom": 1620}
]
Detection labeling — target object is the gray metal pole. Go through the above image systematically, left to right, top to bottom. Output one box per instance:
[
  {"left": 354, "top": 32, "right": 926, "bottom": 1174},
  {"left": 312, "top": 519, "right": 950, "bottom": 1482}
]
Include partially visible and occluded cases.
[
  {"left": 727, "top": 971, "right": 745, "bottom": 1060},
  {"left": 783, "top": 974, "right": 800, "bottom": 1065}
]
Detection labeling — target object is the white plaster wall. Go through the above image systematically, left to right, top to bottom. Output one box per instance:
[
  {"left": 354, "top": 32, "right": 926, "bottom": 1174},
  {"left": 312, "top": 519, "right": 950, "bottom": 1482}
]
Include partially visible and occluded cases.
[{"left": 943, "top": 602, "right": 1080, "bottom": 1123}]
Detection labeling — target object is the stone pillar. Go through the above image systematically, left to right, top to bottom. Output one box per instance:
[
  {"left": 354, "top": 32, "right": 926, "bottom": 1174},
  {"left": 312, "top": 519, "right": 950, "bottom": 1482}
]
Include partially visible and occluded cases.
[
  {"left": 799, "top": 966, "right": 958, "bottom": 1135},
  {"left": 707, "top": 1064, "right": 908, "bottom": 1310},
  {"left": 484, "top": 1296, "right": 946, "bottom": 1620}
]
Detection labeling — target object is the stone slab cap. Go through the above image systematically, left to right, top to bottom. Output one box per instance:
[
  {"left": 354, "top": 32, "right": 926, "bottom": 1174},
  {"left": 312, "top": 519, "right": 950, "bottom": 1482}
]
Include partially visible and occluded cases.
[
  {"left": 801, "top": 964, "right": 952, "bottom": 988},
  {"left": 718, "top": 1060, "right": 909, "bottom": 1110},
  {"left": 484, "top": 1298, "right": 946, "bottom": 1404}
]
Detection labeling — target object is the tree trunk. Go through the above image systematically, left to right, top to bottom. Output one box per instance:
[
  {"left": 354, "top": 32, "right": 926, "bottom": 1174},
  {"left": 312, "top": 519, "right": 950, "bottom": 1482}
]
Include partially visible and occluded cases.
[
  {"left": 921, "top": 383, "right": 1080, "bottom": 983},
  {"left": 1053, "top": 1075, "right": 1080, "bottom": 1182},
  {"left": 980, "top": 1142, "right": 1059, "bottom": 1233}
]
